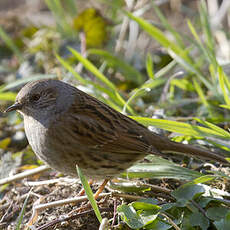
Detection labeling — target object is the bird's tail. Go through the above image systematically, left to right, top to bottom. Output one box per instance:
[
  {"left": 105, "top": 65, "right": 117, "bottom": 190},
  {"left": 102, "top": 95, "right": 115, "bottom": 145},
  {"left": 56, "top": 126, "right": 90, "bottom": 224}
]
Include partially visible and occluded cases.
[{"left": 162, "top": 141, "right": 229, "bottom": 165}]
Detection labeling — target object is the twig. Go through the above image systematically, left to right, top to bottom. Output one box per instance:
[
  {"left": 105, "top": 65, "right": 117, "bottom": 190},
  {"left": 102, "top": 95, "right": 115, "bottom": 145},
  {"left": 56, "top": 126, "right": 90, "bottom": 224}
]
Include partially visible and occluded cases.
[
  {"left": 0, "top": 165, "right": 50, "bottom": 186},
  {"left": 24, "top": 177, "right": 78, "bottom": 187},
  {"left": 139, "top": 182, "right": 172, "bottom": 194},
  {"left": 33, "top": 192, "right": 110, "bottom": 211},
  {"left": 112, "top": 192, "right": 146, "bottom": 200},
  {"left": 26, "top": 193, "right": 111, "bottom": 228},
  {"left": 190, "top": 200, "right": 208, "bottom": 218},
  {"left": 36, "top": 207, "right": 113, "bottom": 230},
  {"left": 161, "top": 212, "right": 181, "bottom": 230}
]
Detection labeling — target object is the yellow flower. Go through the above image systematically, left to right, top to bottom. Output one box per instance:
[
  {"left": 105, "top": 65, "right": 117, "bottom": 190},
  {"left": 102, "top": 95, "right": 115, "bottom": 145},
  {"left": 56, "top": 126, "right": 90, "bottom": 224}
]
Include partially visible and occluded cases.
[{"left": 73, "top": 8, "right": 108, "bottom": 48}]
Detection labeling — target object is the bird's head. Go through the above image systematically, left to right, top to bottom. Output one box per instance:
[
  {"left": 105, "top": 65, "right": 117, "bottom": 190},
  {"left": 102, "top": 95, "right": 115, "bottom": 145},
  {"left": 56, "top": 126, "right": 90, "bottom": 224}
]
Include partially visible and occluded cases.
[{"left": 5, "top": 79, "right": 75, "bottom": 120}]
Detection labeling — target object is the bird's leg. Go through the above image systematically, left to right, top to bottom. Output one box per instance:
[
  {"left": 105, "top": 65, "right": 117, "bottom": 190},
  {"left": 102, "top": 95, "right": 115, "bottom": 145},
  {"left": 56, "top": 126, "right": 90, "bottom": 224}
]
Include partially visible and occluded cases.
[
  {"left": 78, "top": 179, "right": 93, "bottom": 196},
  {"left": 94, "top": 179, "right": 109, "bottom": 199}
]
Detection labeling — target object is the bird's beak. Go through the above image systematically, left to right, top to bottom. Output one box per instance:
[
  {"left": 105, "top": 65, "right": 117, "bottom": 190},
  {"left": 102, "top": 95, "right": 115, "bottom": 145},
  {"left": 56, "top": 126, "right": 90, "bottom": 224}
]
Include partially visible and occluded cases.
[{"left": 4, "top": 102, "right": 23, "bottom": 113}]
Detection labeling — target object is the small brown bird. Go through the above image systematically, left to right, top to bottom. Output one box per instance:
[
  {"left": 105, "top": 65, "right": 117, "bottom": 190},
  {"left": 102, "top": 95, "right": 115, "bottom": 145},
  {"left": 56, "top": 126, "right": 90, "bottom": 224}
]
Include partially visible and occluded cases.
[{"left": 5, "top": 79, "right": 228, "bottom": 181}]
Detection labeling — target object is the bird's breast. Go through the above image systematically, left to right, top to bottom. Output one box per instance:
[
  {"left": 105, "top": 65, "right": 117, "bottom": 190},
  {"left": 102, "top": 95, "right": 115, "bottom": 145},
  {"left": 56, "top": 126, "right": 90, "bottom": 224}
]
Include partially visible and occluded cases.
[{"left": 24, "top": 116, "right": 49, "bottom": 161}]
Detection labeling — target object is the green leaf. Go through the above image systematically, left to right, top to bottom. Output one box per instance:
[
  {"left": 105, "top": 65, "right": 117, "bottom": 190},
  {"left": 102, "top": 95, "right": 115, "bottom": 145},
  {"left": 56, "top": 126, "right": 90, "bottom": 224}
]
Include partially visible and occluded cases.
[
  {"left": 125, "top": 12, "right": 190, "bottom": 63},
  {"left": 187, "top": 19, "right": 213, "bottom": 64},
  {"left": 171, "top": 78, "right": 194, "bottom": 91},
  {"left": 121, "top": 156, "right": 202, "bottom": 180},
  {"left": 172, "top": 184, "right": 205, "bottom": 204},
  {"left": 117, "top": 202, "right": 160, "bottom": 229},
  {"left": 132, "top": 202, "right": 161, "bottom": 212},
  {"left": 117, "top": 204, "right": 144, "bottom": 229},
  {"left": 206, "top": 207, "right": 229, "bottom": 221},
  {"left": 214, "top": 211, "right": 230, "bottom": 230},
  {"left": 190, "top": 212, "right": 209, "bottom": 230},
  {"left": 145, "top": 218, "right": 172, "bottom": 230}
]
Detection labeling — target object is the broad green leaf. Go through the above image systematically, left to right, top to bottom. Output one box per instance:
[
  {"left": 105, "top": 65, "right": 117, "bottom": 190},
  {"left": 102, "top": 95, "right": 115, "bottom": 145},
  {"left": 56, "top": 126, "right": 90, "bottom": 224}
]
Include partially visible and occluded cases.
[
  {"left": 121, "top": 156, "right": 202, "bottom": 180},
  {"left": 172, "top": 184, "right": 205, "bottom": 204},
  {"left": 132, "top": 202, "right": 161, "bottom": 212},
  {"left": 117, "top": 204, "right": 144, "bottom": 229},
  {"left": 206, "top": 207, "right": 229, "bottom": 221},
  {"left": 214, "top": 211, "right": 230, "bottom": 230},
  {"left": 190, "top": 212, "right": 209, "bottom": 230},
  {"left": 145, "top": 218, "right": 172, "bottom": 230}
]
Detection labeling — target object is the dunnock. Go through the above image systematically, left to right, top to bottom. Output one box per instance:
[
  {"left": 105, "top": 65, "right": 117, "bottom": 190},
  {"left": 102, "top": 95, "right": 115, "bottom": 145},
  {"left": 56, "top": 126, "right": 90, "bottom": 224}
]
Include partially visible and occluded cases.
[{"left": 5, "top": 79, "right": 228, "bottom": 179}]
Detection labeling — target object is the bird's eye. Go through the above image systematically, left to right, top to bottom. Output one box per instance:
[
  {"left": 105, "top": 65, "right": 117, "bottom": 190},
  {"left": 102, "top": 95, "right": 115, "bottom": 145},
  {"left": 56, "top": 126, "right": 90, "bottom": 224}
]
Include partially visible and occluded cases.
[{"left": 30, "top": 94, "right": 40, "bottom": 102}]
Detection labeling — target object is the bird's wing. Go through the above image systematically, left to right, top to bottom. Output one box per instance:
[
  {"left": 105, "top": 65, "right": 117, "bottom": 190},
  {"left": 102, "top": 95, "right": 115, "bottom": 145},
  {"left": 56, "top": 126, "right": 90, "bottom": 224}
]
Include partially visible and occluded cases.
[{"left": 51, "top": 95, "right": 153, "bottom": 155}]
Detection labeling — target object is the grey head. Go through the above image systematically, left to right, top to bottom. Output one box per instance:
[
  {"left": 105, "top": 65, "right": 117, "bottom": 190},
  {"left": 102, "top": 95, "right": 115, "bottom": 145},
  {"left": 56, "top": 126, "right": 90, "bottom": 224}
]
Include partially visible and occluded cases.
[{"left": 5, "top": 79, "right": 76, "bottom": 122}]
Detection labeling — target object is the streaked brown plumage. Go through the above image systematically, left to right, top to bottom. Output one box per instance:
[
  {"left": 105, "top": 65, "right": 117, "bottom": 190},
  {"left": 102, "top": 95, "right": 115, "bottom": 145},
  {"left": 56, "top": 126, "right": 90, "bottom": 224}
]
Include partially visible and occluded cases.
[{"left": 5, "top": 79, "right": 229, "bottom": 179}]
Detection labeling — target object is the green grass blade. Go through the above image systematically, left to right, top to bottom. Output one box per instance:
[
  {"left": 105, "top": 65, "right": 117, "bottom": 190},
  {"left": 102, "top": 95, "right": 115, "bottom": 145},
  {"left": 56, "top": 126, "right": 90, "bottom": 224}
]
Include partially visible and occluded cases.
[
  {"left": 45, "top": 0, "right": 75, "bottom": 37},
  {"left": 63, "top": 0, "right": 78, "bottom": 17},
  {"left": 199, "top": 1, "right": 216, "bottom": 61},
  {"left": 152, "top": 3, "right": 185, "bottom": 48},
  {"left": 125, "top": 11, "right": 191, "bottom": 64},
  {"left": 126, "top": 11, "right": 214, "bottom": 91},
  {"left": 187, "top": 19, "right": 214, "bottom": 64},
  {"left": 0, "top": 26, "right": 23, "bottom": 62},
  {"left": 68, "top": 47, "right": 135, "bottom": 114},
  {"left": 69, "top": 47, "right": 116, "bottom": 91},
  {"left": 88, "top": 49, "right": 144, "bottom": 84},
  {"left": 168, "top": 50, "right": 213, "bottom": 90},
  {"left": 146, "top": 53, "right": 154, "bottom": 79},
  {"left": 155, "top": 59, "right": 177, "bottom": 78},
  {"left": 218, "top": 66, "right": 230, "bottom": 106},
  {"left": 0, "top": 74, "right": 56, "bottom": 92},
  {"left": 126, "top": 78, "right": 166, "bottom": 109},
  {"left": 192, "top": 78, "right": 209, "bottom": 108},
  {"left": 0, "top": 92, "right": 16, "bottom": 101},
  {"left": 130, "top": 117, "right": 228, "bottom": 138},
  {"left": 195, "top": 118, "right": 230, "bottom": 138},
  {"left": 76, "top": 166, "right": 102, "bottom": 223},
  {"left": 16, "top": 189, "right": 32, "bottom": 230}
]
